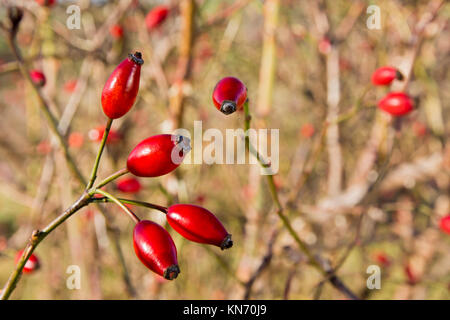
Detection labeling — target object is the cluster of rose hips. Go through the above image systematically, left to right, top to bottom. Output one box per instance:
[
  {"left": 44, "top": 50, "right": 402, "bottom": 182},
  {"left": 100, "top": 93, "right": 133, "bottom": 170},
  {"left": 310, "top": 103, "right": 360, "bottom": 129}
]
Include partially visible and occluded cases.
[{"left": 371, "top": 66, "right": 414, "bottom": 116}]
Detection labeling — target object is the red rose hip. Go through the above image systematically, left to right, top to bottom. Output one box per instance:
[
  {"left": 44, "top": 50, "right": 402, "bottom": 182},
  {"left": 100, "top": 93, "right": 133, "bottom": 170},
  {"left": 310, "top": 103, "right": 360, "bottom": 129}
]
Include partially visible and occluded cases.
[
  {"left": 145, "top": 5, "right": 169, "bottom": 31},
  {"left": 101, "top": 52, "right": 143, "bottom": 119},
  {"left": 371, "top": 66, "right": 403, "bottom": 86},
  {"left": 30, "top": 70, "right": 46, "bottom": 87},
  {"left": 212, "top": 77, "right": 247, "bottom": 115},
  {"left": 378, "top": 92, "right": 414, "bottom": 116},
  {"left": 127, "top": 134, "right": 191, "bottom": 177},
  {"left": 116, "top": 177, "right": 141, "bottom": 193},
  {"left": 166, "top": 204, "right": 233, "bottom": 250},
  {"left": 439, "top": 215, "right": 450, "bottom": 235},
  {"left": 133, "top": 220, "right": 179, "bottom": 280},
  {"left": 15, "top": 250, "right": 40, "bottom": 274}
]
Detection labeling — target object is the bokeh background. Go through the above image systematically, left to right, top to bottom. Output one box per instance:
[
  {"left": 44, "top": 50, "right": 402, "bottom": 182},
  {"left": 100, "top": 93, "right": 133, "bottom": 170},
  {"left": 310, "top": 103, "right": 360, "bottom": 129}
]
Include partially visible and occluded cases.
[{"left": 0, "top": 0, "right": 449, "bottom": 299}]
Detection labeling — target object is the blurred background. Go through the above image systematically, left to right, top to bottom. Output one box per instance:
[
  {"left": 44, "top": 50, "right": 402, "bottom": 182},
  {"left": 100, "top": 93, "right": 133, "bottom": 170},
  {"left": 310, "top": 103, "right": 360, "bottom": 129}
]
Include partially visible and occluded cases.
[{"left": 0, "top": 0, "right": 449, "bottom": 299}]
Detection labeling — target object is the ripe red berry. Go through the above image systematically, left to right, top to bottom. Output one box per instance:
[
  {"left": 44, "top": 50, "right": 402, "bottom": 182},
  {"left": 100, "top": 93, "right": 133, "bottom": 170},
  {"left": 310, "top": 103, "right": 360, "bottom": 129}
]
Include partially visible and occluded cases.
[
  {"left": 35, "top": 0, "right": 55, "bottom": 6},
  {"left": 145, "top": 5, "right": 169, "bottom": 31},
  {"left": 110, "top": 24, "right": 124, "bottom": 39},
  {"left": 318, "top": 37, "right": 331, "bottom": 55},
  {"left": 101, "top": 52, "right": 143, "bottom": 119},
  {"left": 371, "top": 66, "right": 403, "bottom": 86},
  {"left": 30, "top": 70, "right": 46, "bottom": 87},
  {"left": 212, "top": 77, "right": 247, "bottom": 115},
  {"left": 64, "top": 80, "right": 77, "bottom": 93},
  {"left": 377, "top": 92, "right": 414, "bottom": 116},
  {"left": 300, "top": 123, "right": 315, "bottom": 138},
  {"left": 88, "top": 126, "right": 121, "bottom": 144},
  {"left": 68, "top": 132, "right": 84, "bottom": 149},
  {"left": 127, "top": 134, "right": 190, "bottom": 177},
  {"left": 116, "top": 177, "right": 142, "bottom": 193},
  {"left": 166, "top": 204, "right": 233, "bottom": 250},
  {"left": 439, "top": 215, "right": 450, "bottom": 234},
  {"left": 133, "top": 220, "right": 179, "bottom": 280},
  {"left": 15, "top": 250, "right": 40, "bottom": 274},
  {"left": 373, "top": 252, "right": 391, "bottom": 268},
  {"left": 404, "top": 264, "right": 418, "bottom": 285}
]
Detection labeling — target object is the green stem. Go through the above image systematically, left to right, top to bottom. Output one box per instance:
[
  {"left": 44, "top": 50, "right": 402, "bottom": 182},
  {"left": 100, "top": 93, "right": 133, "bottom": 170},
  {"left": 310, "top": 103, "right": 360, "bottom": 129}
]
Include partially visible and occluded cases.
[
  {"left": 87, "top": 118, "right": 113, "bottom": 189},
  {"left": 95, "top": 168, "right": 129, "bottom": 189},
  {"left": 94, "top": 189, "right": 141, "bottom": 224},
  {"left": 92, "top": 197, "right": 167, "bottom": 214}
]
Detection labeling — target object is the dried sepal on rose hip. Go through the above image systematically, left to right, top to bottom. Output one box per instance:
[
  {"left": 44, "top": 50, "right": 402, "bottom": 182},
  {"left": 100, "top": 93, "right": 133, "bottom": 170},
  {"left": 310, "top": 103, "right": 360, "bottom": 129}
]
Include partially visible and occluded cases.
[
  {"left": 101, "top": 52, "right": 143, "bottom": 119},
  {"left": 371, "top": 66, "right": 404, "bottom": 86},
  {"left": 212, "top": 77, "right": 247, "bottom": 115},
  {"left": 377, "top": 92, "right": 414, "bottom": 116},
  {"left": 127, "top": 134, "right": 191, "bottom": 177},
  {"left": 166, "top": 204, "right": 233, "bottom": 250},
  {"left": 133, "top": 220, "right": 180, "bottom": 280},
  {"left": 15, "top": 250, "right": 40, "bottom": 274}
]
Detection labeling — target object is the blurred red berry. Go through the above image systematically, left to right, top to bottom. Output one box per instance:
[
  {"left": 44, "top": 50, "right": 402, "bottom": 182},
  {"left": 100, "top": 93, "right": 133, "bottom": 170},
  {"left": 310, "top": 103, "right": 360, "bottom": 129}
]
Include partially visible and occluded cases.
[
  {"left": 35, "top": 0, "right": 55, "bottom": 6},
  {"left": 145, "top": 5, "right": 169, "bottom": 31},
  {"left": 110, "top": 24, "right": 124, "bottom": 39},
  {"left": 318, "top": 37, "right": 331, "bottom": 55},
  {"left": 101, "top": 52, "right": 143, "bottom": 119},
  {"left": 371, "top": 66, "right": 403, "bottom": 86},
  {"left": 30, "top": 70, "right": 46, "bottom": 87},
  {"left": 212, "top": 77, "right": 247, "bottom": 115},
  {"left": 64, "top": 80, "right": 77, "bottom": 93},
  {"left": 378, "top": 92, "right": 414, "bottom": 116},
  {"left": 412, "top": 121, "right": 427, "bottom": 137},
  {"left": 300, "top": 123, "right": 315, "bottom": 138},
  {"left": 88, "top": 126, "right": 121, "bottom": 144},
  {"left": 68, "top": 132, "right": 84, "bottom": 149},
  {"left": 127, "top": 134, "right": 190, "bottom": 177},
  {"left": 36, "top": 140, "right": 51, "bottom": 154},
  {"left": 116, "top": 177, "right": 142, "bottom": 193},
  {"left": 167, "top": 204, "right": 233, "bottom": 250},
  {"left": 439, "top": 215, "right": 450, "bottom": 234},
  {"left": 133, "top": 220, "right": 179, "bottom": 280},
  {"left": 15, "top": 250, "right": 40, "bottom": 274},
  {"left": 373, "top": 252, "right": 391, "bottom": 268},
  {"left": 404, "top": 264, "right": 418, "bottom": 285}
]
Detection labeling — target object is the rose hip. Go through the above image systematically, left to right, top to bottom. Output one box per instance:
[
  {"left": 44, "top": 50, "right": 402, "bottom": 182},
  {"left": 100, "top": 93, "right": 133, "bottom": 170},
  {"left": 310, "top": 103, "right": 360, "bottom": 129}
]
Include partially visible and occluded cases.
[
  {"left": 145, "top": 5, "right": 169, "bottom": 31},
  {"left": 101, "top": 52, "right": 143, "bottom": 119},
  {"left": 371, "top": 66, "right": 403, "bottom": 86},
  {"left": 30, "top": 70, "right": 46, "bottom": 87},
  {"left": 212, "top": 77, "right": 247, "bottom": 115},
  {"left": 377, "top": 92, "right": 414, "bottom": 116},
  {"left": 127, "top": 134, "right": 191, "bottom": 177},
  {"left": 116, "top": 177, "right": 142, "bottom": 194},
  {"left": 166, "top": 204, "right": 233, "bottom": 250},
  {"left": 439, "top": 215, "right": 450, "bottom": 234},
  {"left": 133, "top": 220, "right": 179, "bottom": 280},
  {"left": 15, "top": 250, "right": 40, "bottom": 274}
]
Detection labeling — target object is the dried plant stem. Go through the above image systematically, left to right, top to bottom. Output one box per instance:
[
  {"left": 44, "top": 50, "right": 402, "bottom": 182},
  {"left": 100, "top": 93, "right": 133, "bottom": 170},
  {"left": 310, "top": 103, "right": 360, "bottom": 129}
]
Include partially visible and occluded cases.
[{"left": 243, "top": 102, "right": 359, "bottom": 300}]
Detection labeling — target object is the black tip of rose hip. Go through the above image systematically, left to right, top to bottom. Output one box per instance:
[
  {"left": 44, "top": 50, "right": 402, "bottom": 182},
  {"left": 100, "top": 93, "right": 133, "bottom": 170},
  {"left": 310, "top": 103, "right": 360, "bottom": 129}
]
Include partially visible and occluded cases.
[
  {"left": 128, "top": 52, "right": 144, "bottom": 65},
  {"left": 395, "top": 70, "right": 404, "bottom": 81},
  {"left": 220, "top": 101, "right": 237, "bottom": 115},
  {"left": 220, "top": 234, "right": 233, "bottom": 250},
  {"left": 164, "top": 265, "right": 180, "bottom": 280}
]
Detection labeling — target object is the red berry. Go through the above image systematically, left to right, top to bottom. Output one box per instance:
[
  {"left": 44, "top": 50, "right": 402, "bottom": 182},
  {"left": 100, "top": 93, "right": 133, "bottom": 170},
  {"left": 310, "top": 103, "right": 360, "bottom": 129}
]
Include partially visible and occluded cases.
[
  {"left": 35, "top": 0, "right": 55, "bottom": 6},
  {"left": 145, "top": 5, "right": 169, "bottom": 31},
  {"left": 110, "top": 24, "right": 124, "bottom": 39},
  {"left": 318, "top": 37, "right": 331, "bottom": 55},
  {"left": 101, "top": 52, "right": 143, "bottom": 119},
  {"left": 371, "top": 66, "right": 403, "bottom": 86},
  {"left": 30, "top": 70, "right": 46, "bottom": 87},
  {"left": 212, "top": 77, "right": 247, "bottom": 115},
  {"left": 64, "top": 80, "right": 77, "bottom": 93},
  {"left": 377, "top": 92, "right": 414, "bottom": 116},
  {"left": 300, "top": 123, "right": 315, "bottom": 138},
  {"left": 88, "top": 126, "right": 121, "bottom": 144},
  {"left": 68, "top": 132, "right": 84, "bottom": 148},
  {"left": 127, "top": 134, "right": 190, "bottom": 178},
  {"left": 36, "top": 140, "right": 51, "bottom": 154},
  {"left": 116, "top": 177, "right": 142, "bottom": 193},
  {"left": 166, "top": 204, "right": 233, "bottom": 250},
  {"left": 439, "top": 215, "right": 450, "bottom": 234},
  {"left": 133, "top": 220, "right": 179, "bottom": 280},
  {"left": 15, "top": 250, "right": 40, "bottom": 274},
  {"left": 373, "top": 252, "right": 391, "bottom": 268},
  {"left": 404, "top": 264, "right": 418, "bottom": 285}
]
